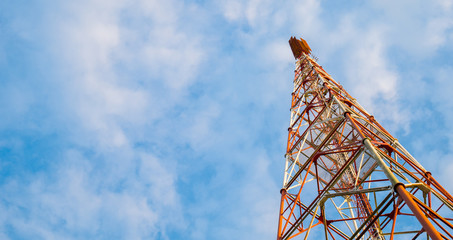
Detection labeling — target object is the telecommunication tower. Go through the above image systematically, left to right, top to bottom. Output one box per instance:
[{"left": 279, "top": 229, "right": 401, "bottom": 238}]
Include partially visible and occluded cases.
[{"left": 277, "top": 36, "right": 453, "bottom": 239}]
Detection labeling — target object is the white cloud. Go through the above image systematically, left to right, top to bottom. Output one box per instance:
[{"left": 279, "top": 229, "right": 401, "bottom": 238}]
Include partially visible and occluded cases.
[
  {"left": 0, "top": 0, "right": 204, "bottom": 238},
  {"left": 2, "top": 0, "right": 453, "bottom": 239},
  {"left": 219, "top": 0, "right": 273, "bottom": 26},
  {"left": 221, "top": 0, "right": 244, "bottom": 22},
  {"left": 289, "top": 0, "right": 322, "bottom": 36},
  {"left": 369, "top": 0, "right": 453, "bottom": 56},
  {"left": 343, "top": 29, "right": 407, "bottom": 130},
  {"left": 0, "top": 149, "right": 181, "bottom": 239}
]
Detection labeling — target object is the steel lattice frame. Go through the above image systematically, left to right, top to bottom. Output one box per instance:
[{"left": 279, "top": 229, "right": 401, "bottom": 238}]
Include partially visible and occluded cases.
[{"left": 277, "top": 37, "right": 453, "bottom": 240}]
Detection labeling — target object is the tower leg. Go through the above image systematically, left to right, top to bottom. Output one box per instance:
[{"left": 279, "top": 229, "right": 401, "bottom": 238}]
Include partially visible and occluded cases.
[
  {"left": 363, "top": 138, "right": 442, "bottom": 240},
  {"left": 395, "top": 185, "right": 442, "bottom": 240},
  {"left": 277, "top": 188, "right": 287, "bottom": 240}
]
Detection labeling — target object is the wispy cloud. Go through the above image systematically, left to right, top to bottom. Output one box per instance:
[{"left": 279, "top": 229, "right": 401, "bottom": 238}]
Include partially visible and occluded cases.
[
  {"left": 0, "top": 0, "right": 205, "bottom": 238},
  {"left": 1, "top": 0, "right": 453, "bottom": 239}
]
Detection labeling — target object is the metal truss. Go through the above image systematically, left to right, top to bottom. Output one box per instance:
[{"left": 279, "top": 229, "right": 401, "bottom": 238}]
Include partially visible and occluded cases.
[{"left": 277, "top": 37, "right": 453, "bottom": 240}]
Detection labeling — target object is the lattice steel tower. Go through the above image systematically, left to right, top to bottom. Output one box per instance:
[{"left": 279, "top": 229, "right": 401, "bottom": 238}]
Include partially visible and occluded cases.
[{"left": 277, "top": 37, "right": 453, "bottom": 240}]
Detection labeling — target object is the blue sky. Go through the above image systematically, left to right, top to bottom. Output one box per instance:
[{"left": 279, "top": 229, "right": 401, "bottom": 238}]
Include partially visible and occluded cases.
[{"left": 1, "top": 0, "right": 453, "bottom": 239}]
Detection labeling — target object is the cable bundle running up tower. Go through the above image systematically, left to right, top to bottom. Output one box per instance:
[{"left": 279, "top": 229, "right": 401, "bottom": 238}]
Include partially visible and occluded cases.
[{"left": 277, "top": 36, "right": 453, "bottom": 240}]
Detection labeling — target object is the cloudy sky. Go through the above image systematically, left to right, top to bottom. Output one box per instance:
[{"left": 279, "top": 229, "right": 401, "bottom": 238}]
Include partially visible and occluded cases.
[{"left": 1, "top": 0, "right": 453, "bottom": 239}]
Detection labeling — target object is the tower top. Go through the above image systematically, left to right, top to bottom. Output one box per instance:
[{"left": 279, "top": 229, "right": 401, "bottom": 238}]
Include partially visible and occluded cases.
[{"left": 288, "top": 36, "right": 311, "bottom": 59}]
